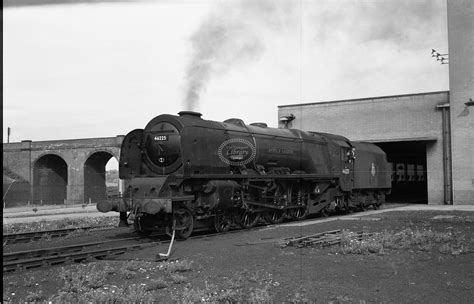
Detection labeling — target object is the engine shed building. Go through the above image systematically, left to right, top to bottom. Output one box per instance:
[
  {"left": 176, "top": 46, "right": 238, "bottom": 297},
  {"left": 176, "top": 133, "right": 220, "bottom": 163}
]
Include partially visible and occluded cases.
[
  {"left": 278, "top": 0, "right": 473, "bottom": 205},
  {"left": 278, "top": 92, "right": 449, "bottom": 204}
]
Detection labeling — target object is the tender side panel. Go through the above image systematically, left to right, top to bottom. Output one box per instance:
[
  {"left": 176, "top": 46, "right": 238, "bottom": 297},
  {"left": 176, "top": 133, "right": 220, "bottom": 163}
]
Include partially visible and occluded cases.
[{"left": 352, "top": 142, "right": 391, "bottom": 189}]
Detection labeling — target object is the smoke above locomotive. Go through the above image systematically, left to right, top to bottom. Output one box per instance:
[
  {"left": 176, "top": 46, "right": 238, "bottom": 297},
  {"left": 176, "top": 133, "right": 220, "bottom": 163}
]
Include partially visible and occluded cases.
[
  {"left": 181, "top": 0, "right": 444, "bottom": 111},
  {"left": 182, "top": 0, "right": 297, "bottom": 111},
  {"left": 98, "top": 111, "right": 391, "bottom": 239}
]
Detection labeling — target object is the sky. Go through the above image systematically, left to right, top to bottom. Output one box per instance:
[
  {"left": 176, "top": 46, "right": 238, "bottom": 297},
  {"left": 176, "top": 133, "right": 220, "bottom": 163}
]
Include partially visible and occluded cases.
[{"left": 3, "top": 0, "right": 449, "bottom": 143}]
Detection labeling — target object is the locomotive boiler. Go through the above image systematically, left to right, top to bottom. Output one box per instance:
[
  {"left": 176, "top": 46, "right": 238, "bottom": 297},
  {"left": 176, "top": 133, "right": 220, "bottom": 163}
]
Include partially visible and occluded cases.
[{"left": 97, "top": 111, "right": 391, "bottom": 239}]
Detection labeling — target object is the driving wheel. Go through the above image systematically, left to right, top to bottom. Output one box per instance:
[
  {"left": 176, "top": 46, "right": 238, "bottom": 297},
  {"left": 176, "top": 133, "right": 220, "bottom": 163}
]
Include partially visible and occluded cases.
[
  {"left": 265, "top": 183, "right": 287, "bottom": 224},
  {"left": 285, "top": 184, "right": 309, "bottom": 221},
  {"left": 237, "top": 209, "right": 260, "bottom": 229},
  {"left": 264, "top": 209, "right": 285, "bottom": 224},
  {"left": 214, "top": 213, "right": 232, "bottom": 233}
]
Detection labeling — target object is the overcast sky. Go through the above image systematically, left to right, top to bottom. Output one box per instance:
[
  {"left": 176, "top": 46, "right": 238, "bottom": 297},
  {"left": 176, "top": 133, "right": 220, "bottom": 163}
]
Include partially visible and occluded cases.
[{"left": 3, "top": 0, "right": 449, "bottom": 143}]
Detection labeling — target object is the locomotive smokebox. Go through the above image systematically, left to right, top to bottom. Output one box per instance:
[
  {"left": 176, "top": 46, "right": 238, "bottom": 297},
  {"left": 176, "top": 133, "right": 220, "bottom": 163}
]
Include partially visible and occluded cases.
[{"left": 178, "top": 111, "right": 202, "bottom": 119}]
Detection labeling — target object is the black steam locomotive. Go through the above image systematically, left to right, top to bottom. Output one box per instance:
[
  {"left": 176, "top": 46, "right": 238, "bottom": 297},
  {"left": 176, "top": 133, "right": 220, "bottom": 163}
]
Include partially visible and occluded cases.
[{"left": 98, "top": 111, "right": 391, "bottom": 239}]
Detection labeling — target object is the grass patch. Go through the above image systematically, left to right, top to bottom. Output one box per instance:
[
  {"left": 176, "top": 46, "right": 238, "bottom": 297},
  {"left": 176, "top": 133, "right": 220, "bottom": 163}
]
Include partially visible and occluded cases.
[
  {"left": 334, "top": 228, "right": 469, "bottom": 255},
  {"left": 160, "top": 259, "right": 194, "bottom": 273},
  {"left": 31, "top": 260, "right": 274, "bottom": 303},
  {"left": 49, "top": 261, "right": 160, "bottom": 303},
  {"left": 58, "top": 263, "right": 109, "bottom": 292},
  {"left": 170, "top": 273, "right": 188, "bottom": 284},
  {"left": 177, "top": 275, "right": 272, "bottom": 304},
  {"left": 145, "top": 278, "right": 168, "bottom": 291},
  {"left": 50, "top": 284, "right": 156, "bottom": 303},
  {"left": 25, "top": 290, "right": 44, "bottom": 302}
]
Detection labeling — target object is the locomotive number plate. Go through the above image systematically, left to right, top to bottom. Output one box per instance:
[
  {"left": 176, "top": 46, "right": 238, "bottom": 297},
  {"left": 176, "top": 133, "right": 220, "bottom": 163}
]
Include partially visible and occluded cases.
[{"left": 154, "top": 135, "right": 168, "bottom": 141}]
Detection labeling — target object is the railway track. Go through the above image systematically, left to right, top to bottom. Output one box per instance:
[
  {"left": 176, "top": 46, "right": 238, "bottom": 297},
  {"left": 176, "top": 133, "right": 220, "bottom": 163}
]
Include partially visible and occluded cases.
[
  {"left": 2, "top": 209, "right": 381, "bottom": 273},
  {"left": 3, "top": 223, "right": 269, "bottom": 271},
  {"left": 2, "top": 226, "right": 114, "bottom": 244},
  {"left": 283, "top": 229, "right": 374, "bottom": 248},
  {"left": 3, "top": 236, "right": 159, "bottom": 273}
]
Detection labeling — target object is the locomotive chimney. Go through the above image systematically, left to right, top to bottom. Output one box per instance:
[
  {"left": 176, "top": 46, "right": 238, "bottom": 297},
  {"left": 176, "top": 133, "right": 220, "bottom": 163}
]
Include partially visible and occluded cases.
[{"left": 178, "top": 111, "right": 203, "bottom": 119}]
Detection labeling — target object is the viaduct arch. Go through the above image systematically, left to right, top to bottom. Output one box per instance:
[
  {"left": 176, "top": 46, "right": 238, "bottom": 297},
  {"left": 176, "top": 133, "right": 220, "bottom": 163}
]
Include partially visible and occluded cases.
[{"left": 3, "top": 136, "right": 124, "bottom": 207}]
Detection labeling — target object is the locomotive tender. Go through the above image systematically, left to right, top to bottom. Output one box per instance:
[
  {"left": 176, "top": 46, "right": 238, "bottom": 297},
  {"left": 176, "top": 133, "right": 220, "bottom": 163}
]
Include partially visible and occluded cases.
[{"left": 97, "top": 111, "right": 391, "bottom": 239}]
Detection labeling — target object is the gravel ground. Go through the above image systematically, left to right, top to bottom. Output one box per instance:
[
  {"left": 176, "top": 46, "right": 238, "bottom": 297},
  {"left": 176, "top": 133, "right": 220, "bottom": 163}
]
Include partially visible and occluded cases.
[{"left": 3, "top": 204, "right": 474, "bottom": 303}]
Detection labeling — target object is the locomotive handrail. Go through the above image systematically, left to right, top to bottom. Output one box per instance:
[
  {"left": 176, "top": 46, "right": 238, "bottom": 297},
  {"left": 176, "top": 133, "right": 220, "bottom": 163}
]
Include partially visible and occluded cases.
[{"left": 187, "top": 124, "right": 327, "bottom": 143}]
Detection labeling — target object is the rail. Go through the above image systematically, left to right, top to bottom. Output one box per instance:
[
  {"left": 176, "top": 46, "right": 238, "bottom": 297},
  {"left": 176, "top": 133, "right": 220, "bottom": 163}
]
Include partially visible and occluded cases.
[{"left": 3, "top": 237, "right": 158, "bottom": 273}]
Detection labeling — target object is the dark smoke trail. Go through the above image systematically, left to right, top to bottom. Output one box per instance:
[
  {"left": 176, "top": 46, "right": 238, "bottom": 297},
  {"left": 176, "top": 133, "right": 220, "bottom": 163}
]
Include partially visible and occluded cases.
[{"left": 182, "top": 0, "right": 296, "bottom": 111}]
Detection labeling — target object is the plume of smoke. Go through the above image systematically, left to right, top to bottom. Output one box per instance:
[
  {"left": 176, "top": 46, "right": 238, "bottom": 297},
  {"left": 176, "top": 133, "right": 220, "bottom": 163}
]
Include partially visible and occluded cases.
[{"left": 183, "top": 0, "right": 297, "bottom": 111}]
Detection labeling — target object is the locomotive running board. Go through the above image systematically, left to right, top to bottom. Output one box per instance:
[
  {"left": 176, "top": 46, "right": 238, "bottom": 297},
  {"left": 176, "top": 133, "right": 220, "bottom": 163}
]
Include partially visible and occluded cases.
[
  {"left": 183, "top": 174, "right": 338, "bottom": 181},
  {"left": 171, "top": 195, "right": 195, "bottom": 202}
]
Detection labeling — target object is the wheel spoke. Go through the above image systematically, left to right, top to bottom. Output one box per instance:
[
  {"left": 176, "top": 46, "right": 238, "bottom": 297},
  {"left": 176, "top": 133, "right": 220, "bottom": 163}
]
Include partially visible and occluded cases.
[
  {"left": 265, "top": 183, "right": 287, "bottom": 224},
  {"left": 286, "top": 184, "right": 309, "bottom": 221},
  {"left": 237, "top": 209, "right": 259, "bottom": 228},
  {"left": 264, "top": 209, "right": 285, "bottom": 224},
  {"left": 214, "top": 213, "right": 232, "bottom": 232}
]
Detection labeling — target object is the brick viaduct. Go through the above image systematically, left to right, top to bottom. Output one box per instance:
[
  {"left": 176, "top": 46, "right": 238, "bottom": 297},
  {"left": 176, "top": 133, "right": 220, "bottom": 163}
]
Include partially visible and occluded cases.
[{"left": 3, "top": 136, "right": 125, "bottom": 207}]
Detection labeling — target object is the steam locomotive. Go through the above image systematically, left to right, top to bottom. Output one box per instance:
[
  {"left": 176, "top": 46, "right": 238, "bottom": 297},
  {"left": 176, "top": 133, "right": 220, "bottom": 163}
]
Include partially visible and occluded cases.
[{"left": 97, "top": 111, "right": 391, "bottom": 239}]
